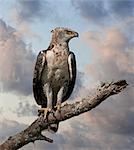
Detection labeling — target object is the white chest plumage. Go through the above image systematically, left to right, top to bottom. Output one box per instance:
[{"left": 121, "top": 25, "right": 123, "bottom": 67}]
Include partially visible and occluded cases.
[{"left": 42, "top": 48, "right": 70, "bottom": 87}]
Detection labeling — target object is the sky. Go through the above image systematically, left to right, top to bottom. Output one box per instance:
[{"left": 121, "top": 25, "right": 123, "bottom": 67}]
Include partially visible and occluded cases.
[{"left": 0, "top": 0, "right": 134, "bottom": 150}]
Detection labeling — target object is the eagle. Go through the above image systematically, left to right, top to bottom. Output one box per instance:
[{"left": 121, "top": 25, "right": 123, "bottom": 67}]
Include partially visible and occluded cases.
[{"left": 33, "top": 27, "right": 78, "bottom": 132}]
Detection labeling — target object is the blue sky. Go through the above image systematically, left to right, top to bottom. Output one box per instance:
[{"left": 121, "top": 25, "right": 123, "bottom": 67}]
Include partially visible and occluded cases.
[{"left": 0, "top": 0, "right": 134, "bottom": 150}]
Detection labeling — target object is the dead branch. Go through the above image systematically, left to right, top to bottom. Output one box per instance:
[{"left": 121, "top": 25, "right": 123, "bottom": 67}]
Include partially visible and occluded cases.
[{"left": 0, "top": 80, "right": 128, "bottom": 150}]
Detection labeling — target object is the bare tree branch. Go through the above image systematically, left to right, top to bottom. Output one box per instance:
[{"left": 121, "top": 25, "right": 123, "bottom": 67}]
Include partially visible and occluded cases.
[{"left": 0, "top": 80, "right": 128, "bottom": 150}]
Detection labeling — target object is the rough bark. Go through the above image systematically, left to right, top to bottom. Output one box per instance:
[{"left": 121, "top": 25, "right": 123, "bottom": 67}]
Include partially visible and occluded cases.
[{"left": 0, "top": 80, "right": 128, "bottom": 150}]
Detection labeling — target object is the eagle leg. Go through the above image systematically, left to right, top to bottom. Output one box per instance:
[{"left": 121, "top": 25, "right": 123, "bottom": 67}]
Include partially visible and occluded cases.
[{"left": 56, "top": 86, "right": 65, "bottom": 111}]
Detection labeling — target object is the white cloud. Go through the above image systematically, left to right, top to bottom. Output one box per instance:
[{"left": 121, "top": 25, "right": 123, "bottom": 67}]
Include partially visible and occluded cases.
[{"left": 0, "top": 19, "right": 35, "bottom": 95}]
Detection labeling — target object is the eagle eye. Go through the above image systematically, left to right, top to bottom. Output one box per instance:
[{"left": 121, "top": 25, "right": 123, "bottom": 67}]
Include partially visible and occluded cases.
[{"left": 66, "top": 30, "right": 72, "bottom": 35}]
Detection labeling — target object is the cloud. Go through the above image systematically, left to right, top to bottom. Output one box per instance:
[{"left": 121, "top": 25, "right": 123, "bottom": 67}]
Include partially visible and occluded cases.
[
  {"left": 11, "top": 0, "right": 63, "bottom": 25},
  {"left": 12, "top": 0, "right": 50, "bottom": 23},
  {"left": 72, "top": 0, "right": 134, "bottom": 24},
  {"left": 72, "top": 0, "right": 108, "bottom": 23},
  {"left": 109, "top": 0, "right": 134, "bottom": 19},
  {"left": 0, "top": 19, "right": 35, "bottom": 95},
  {"left": 81, "top": 22, "right": 134, "bottom": 149},
  {"left": 84, "top": 26, "right": 134, "bottom": 83},
  {"left": 69, "top": 71, "right": 88, "bottom": 100},
  {"left": 14, "top": 101, "right": 38, "bottom": 117},
  {"left": 0, "top": 107, "right": 3, "bottom": 114},
  {"left": 0, "top": 119, "right": 26, "bottom": 142}
]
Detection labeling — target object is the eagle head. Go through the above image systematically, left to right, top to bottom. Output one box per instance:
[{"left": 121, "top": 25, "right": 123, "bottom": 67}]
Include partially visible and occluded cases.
[{"left": 51, "top": 27, "right": 79, "bottom": 43}]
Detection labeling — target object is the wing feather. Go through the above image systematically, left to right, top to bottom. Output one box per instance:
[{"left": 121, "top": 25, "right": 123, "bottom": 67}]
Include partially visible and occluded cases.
[
  {"left": 33, "top": 50, "right": 47, "bottom": 106},
  {"left": 62, "top": 51, "right": 76, "bottom": 102}
]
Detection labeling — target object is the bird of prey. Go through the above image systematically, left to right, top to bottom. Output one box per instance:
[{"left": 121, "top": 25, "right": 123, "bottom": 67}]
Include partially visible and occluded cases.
[{"left": 33, "top": 27, "right": 78, "bottom": 132}]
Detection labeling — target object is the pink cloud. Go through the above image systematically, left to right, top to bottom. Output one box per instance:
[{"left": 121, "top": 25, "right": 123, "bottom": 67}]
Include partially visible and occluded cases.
[
  {"left": 0, "top": 19, "right": 35, "bottom": 95},
  {"left": 83, "top": 26, "right": 134, "bottom": 81}
]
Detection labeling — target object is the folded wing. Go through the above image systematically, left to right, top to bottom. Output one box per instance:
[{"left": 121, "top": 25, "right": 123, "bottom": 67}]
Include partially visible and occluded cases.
[
  {"left": 33, "top": 50, "right": 47, "bottom": 106},
  {"left": 62, "top": 51, "right": 76, "bottom": 102}
]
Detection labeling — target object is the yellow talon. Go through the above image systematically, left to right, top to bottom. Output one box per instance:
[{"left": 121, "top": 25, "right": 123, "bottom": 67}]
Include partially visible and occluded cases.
[
  {"left": 56, "top": 103, "right": 61, "bottom": 111},
  {"left": 38, "top": 107, "right": 52, "bottom": 119}
]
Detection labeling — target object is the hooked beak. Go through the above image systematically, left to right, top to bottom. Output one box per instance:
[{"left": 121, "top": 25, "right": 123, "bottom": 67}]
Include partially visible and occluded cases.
[{"left": 74, "top": 32, "right": 79, "bottom": 37}]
